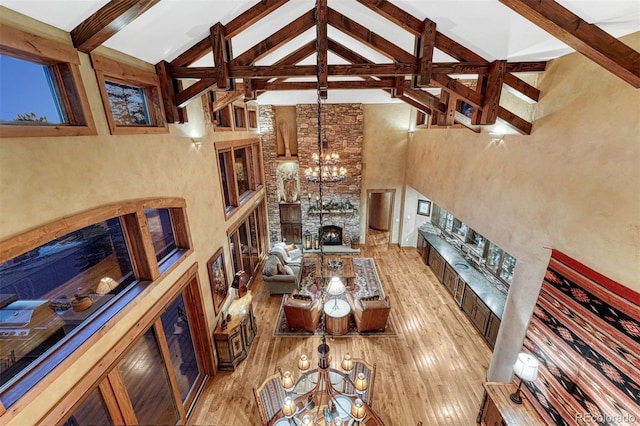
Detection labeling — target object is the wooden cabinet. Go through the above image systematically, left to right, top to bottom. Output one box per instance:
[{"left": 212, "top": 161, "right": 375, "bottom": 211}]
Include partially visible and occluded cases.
[
  {"left": 279, "top": 203, "right": 302, "bottom": 244},
  {"left": 418, "top": 235, "right": 430, "bottom": 264},
  {"left": 427, "top": 248, "right": 446, "bottom": 283},
  {"left": 443, "top": 264, "right": 458, "bottom": 296},
  {"left": 454, "top": 277, "right": 466, "bottom": 307},
  {"left": 462, "top": 286, "right": 490, "bottom": 335},
  {"left": 214, "top": 298, "right": 256, "bottom": 371},
  {"left": 485, "top": 313, "right": 501, "bottom": 348},
  {"left": 479, "top": 382, "right": 543, "bottom": 425}
]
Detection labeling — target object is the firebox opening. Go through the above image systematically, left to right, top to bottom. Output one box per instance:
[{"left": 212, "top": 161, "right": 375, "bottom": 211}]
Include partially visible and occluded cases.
[{"left": 319, "top": 225, "right": 342, "bottom": 246}]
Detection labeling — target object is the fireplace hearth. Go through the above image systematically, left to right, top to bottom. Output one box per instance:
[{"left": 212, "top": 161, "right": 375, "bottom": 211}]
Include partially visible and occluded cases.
[{"left": 319, "top": 225, "right": 342, "bottom": 246}]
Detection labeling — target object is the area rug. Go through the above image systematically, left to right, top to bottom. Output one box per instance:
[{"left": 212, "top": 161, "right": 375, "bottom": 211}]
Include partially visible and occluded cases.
[
  {"left": 521, "top": 250, "right": 640, "bottom": 426},
  {"left": 273, "top": 258, "right": 397, "bottom": 337}
]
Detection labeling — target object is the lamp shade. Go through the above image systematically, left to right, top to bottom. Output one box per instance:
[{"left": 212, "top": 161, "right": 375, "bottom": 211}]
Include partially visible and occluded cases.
[
  {"left": 231, "top": 271, "right": 249, "bottom": 298},
  {"left": 327, "top": 277, "right": 346, "bottom": 296},
  {"left": 513, "top": 352, "right": 539, "bottom": 382},
  {"left": 341, "top": 353, "right": 353, "bottom": 373},
  {"left": 298, "top": 354, "right": 310, "bottom": 372},
  {"left": 281, "top": 370, "right": 295, "bottom": 391},
  {"left": 354, "top": 372, "right": 368, "bottom": 394},
  {"left": 282, "top": 396, "right": 296, "bottom": 417},
  {"left": 351, "top": 398, "right": 365, "bottom": 419},
  {"left": 301, "top": 414, "right": 315, "bottom": 425}
]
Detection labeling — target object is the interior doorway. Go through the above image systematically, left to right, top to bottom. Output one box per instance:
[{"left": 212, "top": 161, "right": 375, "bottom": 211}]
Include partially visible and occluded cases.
[{"left": 366, "top": 189, "right": 395, "bottom": 246}]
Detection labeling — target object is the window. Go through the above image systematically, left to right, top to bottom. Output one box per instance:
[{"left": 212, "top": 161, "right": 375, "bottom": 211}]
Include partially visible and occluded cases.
[
  {"left": 0, "top": 25, "right": 95, "bottom": 137},
  {"left": 91, "top": 54, "right": 167, "bottom": 135},
  {"left": 0, "top": 55, "right": 63, "bottom": 124},
  {"left": 104, "top": 81, "right": 151, "bottom": 125},
  {"left": 233, "top": 104, "right": 246, "bottom": 129},
  {"left": 247, "top": 107, "right": 258, "bottom": 129},
  {"left": 216, "top": 139, "right": 263, "bottom": 218},
  {"left": 234, "top": 147, "right": 250, "bottom": 197},
  {"left": 0, "top": 200, "right": 191, "bottom": 409},
  {"left": 227, "top": 202, "right": 267, "bottom": 281},
  {"left": 431, "top": 203, "right": 516, "bottom": 286},
  {"left": 145, "top": 208, "right": 177, "bottom": 263},
  {"left": 0, "top": 219, "right": 134, "bottom": 388},
  {"left": 63, "top": 388, "right": 111, "bottom": 426}
]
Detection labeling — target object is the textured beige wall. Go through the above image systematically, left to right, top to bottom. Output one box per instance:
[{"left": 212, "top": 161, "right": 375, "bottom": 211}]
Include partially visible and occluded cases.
[
  {"left": 0, "top": 11, "right": 261, "bottom": 424},
  {"left": 406, "top": 33, "right": 640, "bottom": 292},
  {"left": 361, "top": 103, "right": 412, "bottom": 243}
]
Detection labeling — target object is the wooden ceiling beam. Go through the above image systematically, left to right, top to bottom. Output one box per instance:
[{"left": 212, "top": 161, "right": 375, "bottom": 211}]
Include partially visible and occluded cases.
[
  {"left": 71, "top": 0, "right": 159, "bottom": 53},
  {"left": 171, "top": 0, "right": 289, "bottom": 67},
  {"left": 224, "top": 0, "right": 290, "bottom": 39},
  {"left": 316, "top": 0, "right": 328, "bottom": 98},
  {"left": 355, "top": 0, "right": 423, "bottom": 36},
  {"left": 499, "top": 0, "right": 640, "bottom": 87},
  {"left": 327, "top": 7, "right": 415, "bottom": 64},
  {"left": 232, "top": 9, "right": 316, "bottom": 66},
  {"left": 413, "top": 18, "right": 437, "bottom": 88},
  {"left": 211, "top": 22, "right": 234, "bottom": 90},
  {"left": 252, "top": 40, "right": 317, "bottom": 88},
  {"left": 155, "top": 60, "right": 180, "bottom": 123},
  {"left": 480, "top": 60, "right": 507, "bottom": 125},
  {"left": 503, "top": 73, "right": 540, "bottom": 102},
  {"left": 430, "top": 74, "right": 483, "bottom": 108},
  {"left": 175, "top": 79, "right": 217, "bottom": 108},
  {"left": 252, "top": 79, "right": 396, "bottom": 91},
  {"left": 404, "top": 86, "right": 447, "bottom": 114},
  {"left": 211, "top": 90, "right": 244, "bottom": 112},
  {"left": 399, "top": 95, "right": 433, "bottom": 116},
  {"left": 497, "top": 106, "right": 532, "bottom": 135}
]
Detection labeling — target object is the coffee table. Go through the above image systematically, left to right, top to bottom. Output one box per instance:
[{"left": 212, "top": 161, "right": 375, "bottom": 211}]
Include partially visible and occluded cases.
[
  {"left": 315, "top": 256, "right": 356, "bottom": 289},
  {"left": 323, "top": 299, "right": 351, "bottom": 335}
]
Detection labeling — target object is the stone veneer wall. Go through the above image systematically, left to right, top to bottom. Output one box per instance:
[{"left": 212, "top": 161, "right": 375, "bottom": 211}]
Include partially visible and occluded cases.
[
  {"left": 260, "top": 103, "right": 363, "bottom": 246},
  {"left": 297, "top": 103, "right": 362, "bottom": 245},
  {"left": 259, "top": 105, "right": 283, "bottom": 243}
]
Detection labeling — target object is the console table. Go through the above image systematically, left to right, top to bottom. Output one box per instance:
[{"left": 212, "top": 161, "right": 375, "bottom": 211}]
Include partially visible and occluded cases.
[
  {"left": 213, "top": 292, "right": 256, "bottom": 371},
  {"left": 478, "top": 382, "right": 543, "bottom": 425}
]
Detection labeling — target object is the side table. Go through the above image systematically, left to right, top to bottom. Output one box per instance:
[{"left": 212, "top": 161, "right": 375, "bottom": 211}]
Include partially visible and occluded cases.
[
  {"left": 214, "top": 292, "right": 256, "bottom": 371},
  {"left": 323, "top": 299, "right": 351, "bottom": 335}
]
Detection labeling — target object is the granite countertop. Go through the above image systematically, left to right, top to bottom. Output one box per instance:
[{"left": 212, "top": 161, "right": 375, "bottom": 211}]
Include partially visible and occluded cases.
[{"left": 419, "top": 230, "right": 507, "bottom": 320}]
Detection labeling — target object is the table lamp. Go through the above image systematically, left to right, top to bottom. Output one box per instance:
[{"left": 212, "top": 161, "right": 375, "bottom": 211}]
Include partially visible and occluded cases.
[
  {"left": 231, "top": 271, "right": 249, "bottom": 298},
  {"left": 326, "top": 277, "right": 345, "bottom": 310},
  {"left": 510, "top": 352, "right": 539, "bottom": 404}
]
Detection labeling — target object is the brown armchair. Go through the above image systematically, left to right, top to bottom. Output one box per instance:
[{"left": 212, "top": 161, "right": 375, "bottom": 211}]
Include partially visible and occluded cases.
[
  {"left": 345, "top": 293, "right": 391, "bottom": 333},
  {"left": 282, "top": 294, "right": 322, "bottom": 333}
]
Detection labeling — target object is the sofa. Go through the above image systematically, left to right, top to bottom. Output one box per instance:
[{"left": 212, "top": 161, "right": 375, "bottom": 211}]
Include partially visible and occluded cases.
[
  {"left": 269, "top": 242, "right": 303, "bottom": 266},
  {"left": 262, "top": 253, "right": 302, "bottom": 295},
  {"left": 345, "top": 292, "right": 391, "bottom": 333}
]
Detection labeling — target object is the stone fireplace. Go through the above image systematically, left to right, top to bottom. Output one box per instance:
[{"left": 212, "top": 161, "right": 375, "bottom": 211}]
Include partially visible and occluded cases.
[
  {"left": 260, "top": 103, "right": 363, "bottom": 246},
  {"left": 320, "top": 225, "right": 342, "bottom": 246}
]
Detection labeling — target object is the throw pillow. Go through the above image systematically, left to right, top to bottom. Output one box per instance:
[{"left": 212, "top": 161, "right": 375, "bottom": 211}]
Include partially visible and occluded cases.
[
  {"left": 285, "top": 243, "right": 297, "bottom": 253},
  {"left": 288, "top": 248, "right": 302, "bottom": 260},
  {"left": 262, "top": 256, "right": 279, "bottom": 277},
  {"left": 277, "top": 263, "right": 287, "bottom": 275},
  {"left": 284, "top": 265, "right": 294, "bottom": 276}
]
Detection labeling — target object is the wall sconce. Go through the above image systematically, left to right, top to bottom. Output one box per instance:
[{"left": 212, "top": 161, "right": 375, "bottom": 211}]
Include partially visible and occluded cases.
[
  {"left": 488, "top": 132, "right": 504, "bottom": 143},
  {"left": 191, "top": 138, "right": 203, "bottom": 149}
]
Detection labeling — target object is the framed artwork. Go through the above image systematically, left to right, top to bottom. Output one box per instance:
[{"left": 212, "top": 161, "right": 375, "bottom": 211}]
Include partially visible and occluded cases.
[
  {"left": 417, "top": 199, "right": 431, "bottom": 216},
  {"left": 207, "top": 248, "right": 228, "bottom": 316}
]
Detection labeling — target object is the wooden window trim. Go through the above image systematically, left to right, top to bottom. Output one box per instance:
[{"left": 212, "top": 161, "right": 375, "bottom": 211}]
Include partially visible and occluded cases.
[
  {"left": 0, "top": 24, "right": 96, "bottom": 138},
  {"left": 91, "top": 54, "right": 168, "bottom": 135},
  {"left": 232, "top": 103, "right": 247, "bottom": 131},
  {"left": 215, "top": 138, "right": 261, "bottom": 220},
  {"left": 0, "top": 198, "right": 193, "bottom": 417}
]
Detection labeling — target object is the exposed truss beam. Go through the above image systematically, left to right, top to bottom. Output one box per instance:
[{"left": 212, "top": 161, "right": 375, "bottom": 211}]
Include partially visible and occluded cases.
[
  {"left": 71, "top": 0, "right": 159, "bottom": 53},
  {"left": 170, "top": 0, "right": 289, "bottom": 67},
  {"left": 224, "top": 0, "right": 289, "bottom": 39},
  {"left": 316, "top": 0, "right": 328, "bottom": 97},
  {"left": 499, "top": 0, "right": 640, "bottom": 87},
  {"left": 327, "top": 7, "right": 415, "bottom": 64},
  {"left": 232, "top": 9, "right": 316, "bottom": 66},
  {"left": 413, "top": 18, "right": 437, "bottom": 88},
  {"left": 211, "top": 22, "right": 233, "bottom": 90}
]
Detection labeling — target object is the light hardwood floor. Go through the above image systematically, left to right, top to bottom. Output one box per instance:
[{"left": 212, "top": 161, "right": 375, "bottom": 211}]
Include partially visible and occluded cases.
[{"left": 188, "top": 231, "right": 492, "bottom": 425}]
